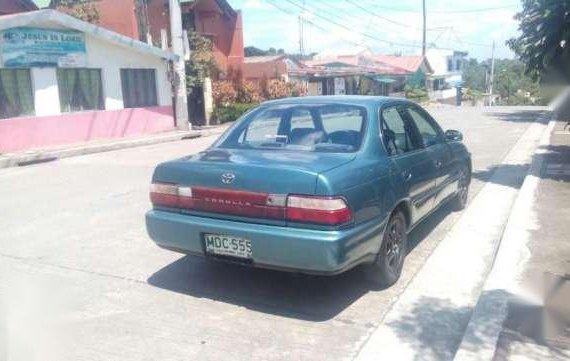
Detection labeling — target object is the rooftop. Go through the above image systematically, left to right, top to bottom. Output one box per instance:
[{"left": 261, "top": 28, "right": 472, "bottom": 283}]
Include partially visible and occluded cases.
[
  {"left": 244, "top": 55, "right": 287, "bottom": 63},
  {"left": 374, "top": 55, "right": 432, "bottom": 74},
  {"left": 262, "top": 95, "right": 413, "bottom": 107}
]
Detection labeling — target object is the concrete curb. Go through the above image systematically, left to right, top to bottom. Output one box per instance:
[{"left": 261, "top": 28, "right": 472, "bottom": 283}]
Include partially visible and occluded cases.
[
  {"left": 354, "top": 110, "right": 550, "bottom": 361},
  {"left": 453, "top": 116, "right": 557, "bottom": 360},
  {"left": 0, "top": 124, "right": 230, "bottom": 170}
]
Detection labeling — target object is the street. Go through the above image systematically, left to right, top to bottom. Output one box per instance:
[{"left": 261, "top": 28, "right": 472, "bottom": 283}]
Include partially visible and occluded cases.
[{"left": 0, "top": 106, "right": 548, "bottom": 360}]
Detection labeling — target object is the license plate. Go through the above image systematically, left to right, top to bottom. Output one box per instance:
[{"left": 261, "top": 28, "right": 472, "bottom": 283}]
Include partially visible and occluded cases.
[{"left": 204, "top": 234, "right": 252, "bottom": 259}]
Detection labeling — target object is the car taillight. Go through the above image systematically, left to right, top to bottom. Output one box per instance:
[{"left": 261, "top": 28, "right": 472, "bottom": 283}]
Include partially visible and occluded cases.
[
  {"left": 150, "top": 183, "right": 352, "bottom": 226},
  {"left": 150, "top": 183, "right": 179, "bottom": 207},
  {"left": 286, "top": 195, "right": 352, "bottom": 225}
]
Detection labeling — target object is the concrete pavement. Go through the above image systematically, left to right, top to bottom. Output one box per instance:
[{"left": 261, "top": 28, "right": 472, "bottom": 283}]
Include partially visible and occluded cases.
[
  {"left": 0, "top": 106, "right": 549, "bottom": 360},
  {"left": 355, "top": 110, "right": 550, "bottom": 361},
  {"left": 455, "top": 110, "right": 570, "bottom": 359},
  {"left": 0, "top": 124, "right": 230, "bottom": 169}
]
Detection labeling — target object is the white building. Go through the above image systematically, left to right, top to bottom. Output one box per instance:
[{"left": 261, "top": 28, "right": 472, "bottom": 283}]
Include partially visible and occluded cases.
[
  {"left": 0, "top": 10, "right": 177, "bottom": 153},
  {"left": 425, "top": 48, "right": 467, "bottom": 102}
]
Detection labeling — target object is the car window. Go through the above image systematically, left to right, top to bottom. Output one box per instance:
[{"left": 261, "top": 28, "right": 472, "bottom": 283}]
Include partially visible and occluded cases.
[
  {"left": 222, "top": 103, "right": 366, "bottom": 153},
  {"left": 321, "top": 106, "right": 363, "bottom": 133},
  {"left": 381, "top": 106, "right": 416, "bottom": 155},
  {"left": 405, "top": 107, "right": 441, "bottom": 147},
  {"left": 239, "top": 108, "right": 283, "bottom": 144},
  {"left": 290, "top": 108, "right": 315, "bottom": 131}
]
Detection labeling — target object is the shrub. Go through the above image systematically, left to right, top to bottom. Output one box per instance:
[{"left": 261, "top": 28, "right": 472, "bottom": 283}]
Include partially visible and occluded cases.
[
  {"left": 264, "top": 79, "right": 291, "bottom": 99},
  {"left": 212, "top": 80, "right": 237, "bottom": 106},
  {"left": 236, "top": 81, "right": 263, "bottom": 103},
  {"left": 288, "top": 82, "right": 308, "bottom": 97},
  {"left": 404, "top": 85, "right": 429, "bottom": 102},
  {"left": 214, "top": 103, "right": 258, "bottom": 123}
]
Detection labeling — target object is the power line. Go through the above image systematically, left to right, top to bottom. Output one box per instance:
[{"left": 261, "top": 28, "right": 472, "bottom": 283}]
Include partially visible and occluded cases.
[
  {"left": 264, "top": 0, "right": 368, "bottom": 49},
  {"left": 264, "top": 0, "right": 496, "bottom": 54},
  {"left": 275, "top": 0, "right": 424, "bottom": 48},
  {"left": 310, "top": 0, "right": 424, "bottom": 33},
  {"left": 343, "top": 0, "right": 421, "bottom": 30},
  {"left": 356, "top": 2, "right": 518, "bottom": 14}
]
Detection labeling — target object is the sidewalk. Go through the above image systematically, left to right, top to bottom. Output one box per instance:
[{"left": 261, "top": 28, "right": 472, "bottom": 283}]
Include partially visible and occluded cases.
[
  {"left": 355, "top": 108, "right": 550, "bottom": 360},
  {"left": 455, "top": 119, "right": 570, "bottom": 359},
  {"left": 0, "top": 124, "right": 229, "bottom": 169}
]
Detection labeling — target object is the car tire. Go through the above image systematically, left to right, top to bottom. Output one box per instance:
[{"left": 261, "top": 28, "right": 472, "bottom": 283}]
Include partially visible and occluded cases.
[
  {"left": 452, "top": 165, "right": 470, "bottom": 211},
  {"left": 365, "top": 211, "right": 407, "bottom": 287}
]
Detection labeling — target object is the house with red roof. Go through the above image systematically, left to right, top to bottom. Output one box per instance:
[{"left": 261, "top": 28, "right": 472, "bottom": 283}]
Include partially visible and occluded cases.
[{"left": 297, "top": 50, "right": 433, "bottom": 97}]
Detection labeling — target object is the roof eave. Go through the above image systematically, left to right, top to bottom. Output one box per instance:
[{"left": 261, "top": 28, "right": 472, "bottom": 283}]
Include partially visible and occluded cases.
[{"left": 0, "top": 10, "right": 178, "bottom": 61}]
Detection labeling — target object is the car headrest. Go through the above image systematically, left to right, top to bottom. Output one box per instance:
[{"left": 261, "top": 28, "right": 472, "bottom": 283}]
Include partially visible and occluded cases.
[
  {"left": 289, "top": 128, "right": 326, "bottom": 145},
  {"left": 329, "top": 130, "right": 360, "bottom": 148}
]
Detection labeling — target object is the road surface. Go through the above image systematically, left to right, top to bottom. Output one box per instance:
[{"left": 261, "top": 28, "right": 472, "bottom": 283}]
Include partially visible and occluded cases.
[{"left": 0, "top": 106, "right": 547, "bottom": 361}]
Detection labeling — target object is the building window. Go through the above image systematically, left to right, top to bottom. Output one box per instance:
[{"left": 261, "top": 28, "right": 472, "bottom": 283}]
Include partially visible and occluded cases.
[
  {"left": 447, "top": 59, "right": 453, "bottom": 72},
  {"left": 57, "top": 68, "right": 104, "bottom": 113},
  {"left": 0, "top": 69, "right": 34, "bottom": 119},
  {"left": 120, "top": 69, "right": 158, "bottom": 108}
]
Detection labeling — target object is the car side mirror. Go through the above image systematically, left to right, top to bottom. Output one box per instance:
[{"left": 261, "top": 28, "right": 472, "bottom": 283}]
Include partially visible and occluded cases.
[{"left": 445, "top": 129, "right": 463, "bottom": 142}]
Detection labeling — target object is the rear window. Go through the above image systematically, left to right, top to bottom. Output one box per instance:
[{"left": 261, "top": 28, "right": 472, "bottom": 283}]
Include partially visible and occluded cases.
[{"left": 218, "top": 103, "right": 367, "bottom": 153}]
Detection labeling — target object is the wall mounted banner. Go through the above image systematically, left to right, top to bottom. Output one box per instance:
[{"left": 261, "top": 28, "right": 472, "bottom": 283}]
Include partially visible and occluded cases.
[{"left": 0, "top": 27, "right": 87, "bottom": 68}]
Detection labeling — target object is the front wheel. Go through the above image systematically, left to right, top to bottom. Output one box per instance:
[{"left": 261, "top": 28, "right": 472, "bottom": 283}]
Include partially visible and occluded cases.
[
  {"left": 452, "top": 165, "right": 470, "bottom": 211},
  {"left": 365, "top": 211, "right": 407, "bottom": 287}
]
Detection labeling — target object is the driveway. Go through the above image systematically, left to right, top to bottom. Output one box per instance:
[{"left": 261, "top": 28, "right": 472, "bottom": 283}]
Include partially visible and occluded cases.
[{"left": 0, "top": 106, "right": 548, "bottom": 360}]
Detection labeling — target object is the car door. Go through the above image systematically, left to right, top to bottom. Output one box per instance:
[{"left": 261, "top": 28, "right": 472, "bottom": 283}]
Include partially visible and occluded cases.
[
  {"left": 380, "top": 105, "right": 439, "bottom": 223},
  {"left": 403, "top": 105, "right": 456, "bottom": 207}
]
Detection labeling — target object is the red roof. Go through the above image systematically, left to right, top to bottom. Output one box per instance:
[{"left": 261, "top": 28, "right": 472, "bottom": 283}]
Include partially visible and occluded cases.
[
  {"left": 302, "top": 55, "right": 412, "bottom": 76},
  {"left": 373, "top": 55, "right": 431, "bottom": 74}
]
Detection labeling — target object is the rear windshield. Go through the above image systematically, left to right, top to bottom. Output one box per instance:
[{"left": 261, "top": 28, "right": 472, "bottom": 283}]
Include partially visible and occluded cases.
[{"left": 217, "top": 103, "right": 367, "bottom": 153}]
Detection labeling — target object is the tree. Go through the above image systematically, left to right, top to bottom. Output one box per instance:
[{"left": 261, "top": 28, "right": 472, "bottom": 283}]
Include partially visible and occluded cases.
[
  {"left": 50, "top": 0, "right": 99, "bottom": 23},
  {"left": 507, "top": 0, "right": 570, "bottom": 82},
  {"left": 186, "top": 32, "right": 218, "bottom": 89},
  {"left": 244, "top": 46, "right": 267, "bottom": 57},
  {"left": 462, "top": 58, "right": 488, "bottom": 92},
  {"left": 462, "top": 58, "right": 542, "bottom": 104}
]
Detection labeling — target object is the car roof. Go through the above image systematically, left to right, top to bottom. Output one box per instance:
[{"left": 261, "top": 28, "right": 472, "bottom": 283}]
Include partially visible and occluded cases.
[{"left": 261, "top": 95, "right": 414, "bottom": 107}]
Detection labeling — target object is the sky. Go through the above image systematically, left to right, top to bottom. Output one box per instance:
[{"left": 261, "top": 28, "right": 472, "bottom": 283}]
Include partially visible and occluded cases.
[{"left": 228, "top": 0, "right": 523, "bottom": 61}]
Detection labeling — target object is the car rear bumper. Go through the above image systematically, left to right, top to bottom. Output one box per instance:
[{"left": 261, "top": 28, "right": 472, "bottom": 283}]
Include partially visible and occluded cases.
[{"left": 146, "top": 210, "right": 385, "bottom": 275}]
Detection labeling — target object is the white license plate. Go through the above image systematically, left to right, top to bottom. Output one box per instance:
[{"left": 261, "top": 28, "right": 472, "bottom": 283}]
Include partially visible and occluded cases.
[{"left": 204, "top": 234, "right": 252, "bottom": 259}]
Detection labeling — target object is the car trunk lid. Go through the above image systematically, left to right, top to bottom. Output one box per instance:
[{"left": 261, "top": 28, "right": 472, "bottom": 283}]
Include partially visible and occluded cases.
[{"left": 151, "top": 148, "right": 356, "bottom": 224}]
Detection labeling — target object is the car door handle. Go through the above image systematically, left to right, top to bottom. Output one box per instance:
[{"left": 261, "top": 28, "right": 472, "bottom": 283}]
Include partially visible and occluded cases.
[
  {"left": 434, "top": 160, "right": 442, "bottom": 168},
  {"left": 402, "top": 171, "right": 412, "bottom": 182}
]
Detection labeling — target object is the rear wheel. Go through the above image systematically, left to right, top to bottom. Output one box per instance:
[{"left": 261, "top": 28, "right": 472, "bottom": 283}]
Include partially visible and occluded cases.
[
  {"left": 452, "top": 165, "right": 470, "bottom": 211},
  {"left": 365, "top": 211, "right": 407, "bottom": 287}
]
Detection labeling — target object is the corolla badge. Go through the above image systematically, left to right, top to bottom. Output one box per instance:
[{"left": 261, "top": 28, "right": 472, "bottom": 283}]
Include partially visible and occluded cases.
[{"left": 221, "top": 172, "right": 236, "bottom": 184}]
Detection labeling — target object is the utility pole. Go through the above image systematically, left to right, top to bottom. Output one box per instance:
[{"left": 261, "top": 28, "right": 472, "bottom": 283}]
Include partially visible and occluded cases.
[
  {"left": 169, "top": 0, "right": 190, "bottom": 130},
  {"left": 299, "top": 0, "right": 306, "bottom": 57},
  {"left": 422, "top": 0, "right": 426, "bottom": 56},
  {"left": 298, "top": 15, "right": 304, "bottom": 56},
  {"left": 489, "top": 40, "right": 496, "bottom": 98}
]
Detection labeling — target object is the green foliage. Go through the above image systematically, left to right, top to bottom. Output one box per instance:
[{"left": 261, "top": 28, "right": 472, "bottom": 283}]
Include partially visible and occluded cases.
[
  {"left": 51, "top": 0, "right": 99, "bottom": 23},
  {"left": 507, "top": 0, "right": 570, "bottom": 82},
  {"left": 186, "top": 32, "right": 218, "bottom": 88},
  {"left": 244, "top": 46, "right": 285, "bottom": 57},
  {"left": 462, "top": 58, "right": 546, "bottom": 105},
  {"left": 463, "top": 58, "right": 488, "bottom": 92},
  {"left": 493, "top": 59, "right": 541, "bottom": 104},
  {"left": 406, "top": 69, "right": 426, "bottom": 88},
  {"left": 404, "top": 85, "right": 428, "bottom": 102},
  {"left": 213, "top": 103, "right": 257, "bottom": 123}
]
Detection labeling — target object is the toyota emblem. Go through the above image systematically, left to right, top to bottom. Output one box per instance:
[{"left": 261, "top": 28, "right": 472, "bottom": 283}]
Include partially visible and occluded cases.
[{"left": 221, "top": 173, "right": 236, "bottom": 184}]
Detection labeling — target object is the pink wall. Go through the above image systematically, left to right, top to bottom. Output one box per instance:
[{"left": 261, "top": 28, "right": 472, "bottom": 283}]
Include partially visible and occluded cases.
[{"left": 0, "top": 106, "right": 175, "bottom": 153}]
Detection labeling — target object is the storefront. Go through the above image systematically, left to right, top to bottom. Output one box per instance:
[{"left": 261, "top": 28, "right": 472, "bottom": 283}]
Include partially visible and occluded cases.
[{"left": 0, "top": 10, "right": 177, "bottom": 153}]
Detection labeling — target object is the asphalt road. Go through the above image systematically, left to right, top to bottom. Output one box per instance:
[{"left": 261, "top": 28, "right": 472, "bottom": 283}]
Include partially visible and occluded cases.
[{"left": 0, "top": 106, "right": 547, "bottom": 361}]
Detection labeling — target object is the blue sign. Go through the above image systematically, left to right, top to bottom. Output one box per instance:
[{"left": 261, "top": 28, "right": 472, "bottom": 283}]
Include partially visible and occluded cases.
[{"left": 1, "top": 27, "right": 87, "bottom": 68}]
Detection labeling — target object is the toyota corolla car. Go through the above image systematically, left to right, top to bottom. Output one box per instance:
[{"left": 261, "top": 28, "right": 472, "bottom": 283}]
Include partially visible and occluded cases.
[{"left": 146, "top": 96, "right": 471, "bottom": 286}]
